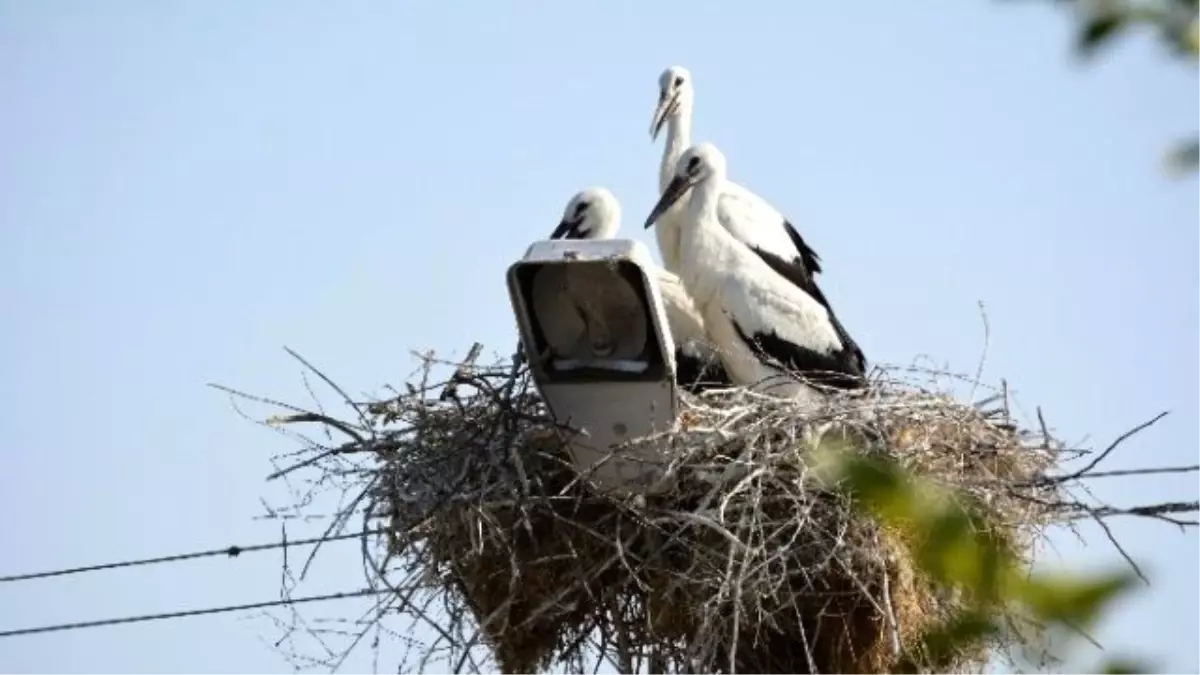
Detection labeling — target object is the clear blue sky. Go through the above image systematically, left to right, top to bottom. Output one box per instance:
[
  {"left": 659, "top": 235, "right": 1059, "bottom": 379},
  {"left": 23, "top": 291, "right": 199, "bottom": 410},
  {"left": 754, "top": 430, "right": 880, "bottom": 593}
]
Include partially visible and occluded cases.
[{"left": 1, "top": 1, "right": 1196, "bottom": 673}]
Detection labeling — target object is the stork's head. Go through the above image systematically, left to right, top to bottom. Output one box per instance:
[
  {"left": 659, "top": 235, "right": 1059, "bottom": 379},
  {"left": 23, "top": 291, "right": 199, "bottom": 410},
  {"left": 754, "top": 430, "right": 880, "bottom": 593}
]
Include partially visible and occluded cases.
[
  {"left": 650, "top": 65, "right": 693, "bottom": 141},
  {"left": 644, "top": 143, "right": 726, "bottom": 229},
  {"left": 551, "top": 187, "right": 621, "bottom": 240}
]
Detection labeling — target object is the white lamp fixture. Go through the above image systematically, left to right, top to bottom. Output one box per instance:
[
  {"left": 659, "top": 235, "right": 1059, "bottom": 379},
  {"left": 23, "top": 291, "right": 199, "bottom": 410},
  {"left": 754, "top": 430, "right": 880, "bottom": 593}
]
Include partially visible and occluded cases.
[{"left": 507, "top": 239, "right": 679, "bottom": 495}]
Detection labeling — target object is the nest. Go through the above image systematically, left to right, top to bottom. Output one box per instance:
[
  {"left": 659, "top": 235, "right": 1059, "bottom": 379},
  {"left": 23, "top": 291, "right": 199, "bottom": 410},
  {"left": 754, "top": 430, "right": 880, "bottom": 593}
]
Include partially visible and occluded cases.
[
  {"left": 229, "top": 345, "right": 1196, "bottom": 674},
  {"left": 361, "top": 354, "right": 1066, "bottom": 674}
]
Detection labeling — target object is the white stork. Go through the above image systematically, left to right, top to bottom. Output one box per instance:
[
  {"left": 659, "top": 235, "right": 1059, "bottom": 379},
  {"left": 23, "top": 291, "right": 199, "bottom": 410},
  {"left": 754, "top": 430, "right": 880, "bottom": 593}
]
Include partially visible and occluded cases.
[
  {"left": 649, "top": 66, "right": 846, "bottom": 319},
  {"left": 644, "top": 143, "right": 866, "bottom": 407},
  {"left": 548, "top": 187, "right": 731, "bottom": 393}
]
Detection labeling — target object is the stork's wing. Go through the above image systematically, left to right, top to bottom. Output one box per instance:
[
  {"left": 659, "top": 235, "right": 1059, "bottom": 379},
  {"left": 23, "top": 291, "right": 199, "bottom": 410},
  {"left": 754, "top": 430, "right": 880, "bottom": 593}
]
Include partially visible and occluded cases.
[
  {"left": 717, "top": 182, "right": 823, "bottom": 292},
  {"left": 781, "top": 218, "right": 823, "bottom": 276},
  {"left": 751, "top": 249, "right": 868, "bottom": 376},
  {"left": 720, "top": 266, "right": 865, "bottom": 389}
]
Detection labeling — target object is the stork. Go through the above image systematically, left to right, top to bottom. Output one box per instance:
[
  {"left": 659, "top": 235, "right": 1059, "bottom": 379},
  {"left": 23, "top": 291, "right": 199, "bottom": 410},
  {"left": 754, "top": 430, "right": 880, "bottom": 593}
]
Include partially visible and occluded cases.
[
  {"left": 649, "top": 66, "right": 839, "bottom": 315},
  {"left": 644, "top": 144, "right": 866, "bottom": 407},
  {"left": 549, "top": 187, "right": 731, "bottom": 393}
]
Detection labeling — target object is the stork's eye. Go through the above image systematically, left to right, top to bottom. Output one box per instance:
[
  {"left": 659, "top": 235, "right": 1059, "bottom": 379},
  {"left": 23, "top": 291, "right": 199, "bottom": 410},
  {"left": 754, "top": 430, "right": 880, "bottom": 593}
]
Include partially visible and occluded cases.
[
  {"left": 674, "top": 76, "right": 684, "bottom": 87},
  {"left": 687, "top": 156, "right": 700, "bottom": 172},
  {"left": 574, "top": 202, "right": 588, "bottom": 216}
]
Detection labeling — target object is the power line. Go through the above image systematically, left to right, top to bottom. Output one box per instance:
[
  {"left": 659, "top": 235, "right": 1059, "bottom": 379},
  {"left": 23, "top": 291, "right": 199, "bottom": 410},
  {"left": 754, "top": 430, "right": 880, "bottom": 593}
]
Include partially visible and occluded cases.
[
  {"left": 0, "top": 528, "right": 385, "bottom": 584},
  {"left": 0, "top": 588, "right": 390, "bottom": 639}
]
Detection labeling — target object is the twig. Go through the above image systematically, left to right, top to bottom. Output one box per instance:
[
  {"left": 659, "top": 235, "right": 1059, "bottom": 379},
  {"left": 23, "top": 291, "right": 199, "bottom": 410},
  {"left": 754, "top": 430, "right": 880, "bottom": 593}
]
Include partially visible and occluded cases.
[
  {"left": 440, "top": 342, "right": 485, "bottom": 402},
  {"left": 1054, "top": 411, "right": 1171, "bottom": 484}
]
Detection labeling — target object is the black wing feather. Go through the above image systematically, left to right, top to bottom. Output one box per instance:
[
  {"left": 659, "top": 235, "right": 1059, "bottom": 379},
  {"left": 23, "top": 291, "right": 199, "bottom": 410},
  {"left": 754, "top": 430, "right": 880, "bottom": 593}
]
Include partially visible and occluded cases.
[
  {"left": 781, "top": 218, "right": 823, "bottom": 276},
  {"left": 749, "top": 244, "right": 830, "bottom": 309},
  {"left": 748, "top": 248, "right": 868, "bottom": 376},
  {"left": 730, "top": 320, "right": 865, "bottom": 391}
]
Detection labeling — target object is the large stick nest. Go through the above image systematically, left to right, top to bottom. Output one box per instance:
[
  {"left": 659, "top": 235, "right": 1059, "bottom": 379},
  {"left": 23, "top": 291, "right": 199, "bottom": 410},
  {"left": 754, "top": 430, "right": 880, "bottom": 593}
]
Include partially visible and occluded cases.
[
  {"left": 226, "top": 345, "right": 1198, "bottom": 674},
  {"left": 370, "top": 355, "right": 1062, "bottom": 674}
]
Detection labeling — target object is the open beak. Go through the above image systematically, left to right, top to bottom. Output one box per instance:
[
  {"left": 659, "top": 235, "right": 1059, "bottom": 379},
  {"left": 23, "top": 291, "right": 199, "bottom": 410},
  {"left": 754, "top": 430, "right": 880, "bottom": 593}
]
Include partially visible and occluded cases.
[
  {"left": 649, "top": 89, "right": 678, "bottom": 141},
  {"left": 644, "top": 174, "right": 693, "bottom": 229},
  {"left": 550, "top": 218, "right": 581, "bottom": 240}
]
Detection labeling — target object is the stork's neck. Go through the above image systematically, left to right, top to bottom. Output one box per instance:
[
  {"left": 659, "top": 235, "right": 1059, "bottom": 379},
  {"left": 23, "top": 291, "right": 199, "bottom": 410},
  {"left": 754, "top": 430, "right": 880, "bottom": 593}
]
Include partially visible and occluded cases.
[
  {"left": 659, "top": 105, "right": 692, "bottom": 195},
  {"left": 677, "top": 178, "right": 729, "bottom": 304}
]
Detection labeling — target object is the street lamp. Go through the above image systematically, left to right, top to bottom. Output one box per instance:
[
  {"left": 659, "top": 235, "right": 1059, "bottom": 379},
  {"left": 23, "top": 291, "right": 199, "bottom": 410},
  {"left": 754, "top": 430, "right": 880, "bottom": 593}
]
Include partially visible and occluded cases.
[{"left": 507, "top": 238, "right": 679, "bottom": 495}]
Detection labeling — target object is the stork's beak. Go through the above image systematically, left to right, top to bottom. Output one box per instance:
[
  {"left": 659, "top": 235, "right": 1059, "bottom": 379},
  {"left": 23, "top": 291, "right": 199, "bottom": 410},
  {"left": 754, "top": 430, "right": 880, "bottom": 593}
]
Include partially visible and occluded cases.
[
  {"left": 649, "top": 89, "right": 678, "bottom": 141},
  {"left": 644, "top": 174, "right": 692, "bottom": 229},
  {"left": 550, "top": 218, "right": 581, "bottom": 240}
]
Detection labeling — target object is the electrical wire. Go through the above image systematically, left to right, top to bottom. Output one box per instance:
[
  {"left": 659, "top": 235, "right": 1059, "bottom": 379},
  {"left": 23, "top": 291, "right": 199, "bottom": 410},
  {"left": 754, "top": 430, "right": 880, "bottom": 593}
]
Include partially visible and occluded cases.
[
  {"left": 0, "top": 528, "right": 384, "bottom": 584},
  {"left": 0, "top": 588, "right": 390, "bottom": 639}
]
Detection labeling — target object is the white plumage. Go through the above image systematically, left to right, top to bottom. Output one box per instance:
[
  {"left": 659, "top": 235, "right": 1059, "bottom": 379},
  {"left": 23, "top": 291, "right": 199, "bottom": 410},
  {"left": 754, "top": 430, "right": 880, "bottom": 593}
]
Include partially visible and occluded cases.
[
  {"left": 649, "top": 66, "right": 825, "bottom": 300},
  {"left": 644, "top": 143, "right": 866, "bottom": 407},
  {"left": 547, "top": 187, "right": 731, "bottom": 392}
]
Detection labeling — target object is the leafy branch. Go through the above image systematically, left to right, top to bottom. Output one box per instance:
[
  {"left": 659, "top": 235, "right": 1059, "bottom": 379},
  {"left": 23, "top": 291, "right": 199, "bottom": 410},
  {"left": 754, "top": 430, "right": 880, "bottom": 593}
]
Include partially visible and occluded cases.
[
  {"left": 1015, "top": 0, "right": 1199, "bottom": 174},
  {"left": 811, "top": 439, "right": 1175, "bottom": 672}
]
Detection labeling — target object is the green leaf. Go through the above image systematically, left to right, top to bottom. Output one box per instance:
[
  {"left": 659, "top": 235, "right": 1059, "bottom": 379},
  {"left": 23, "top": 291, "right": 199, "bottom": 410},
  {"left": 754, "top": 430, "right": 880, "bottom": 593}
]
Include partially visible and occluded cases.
[
  {"left": 1078, "top": 12, "right": 1128, "bottom": 56},
  {"left": 1164, "top": 138, "right": 1200, "bottom": 176},
  {"left": 809, "top": 446, "right": 910, "bottom": 518},
  {"left": 812, "top": 447, "right": 1154, "bottom": 668},
  {"left": 815, "top": 449, "right": 1022, "bottom": 597},
  {"left": 836, "top": 453, "right": 915, "bottom": 517},
  {"left": 915, "top": 507, "right": 978, "bottom": 579},
  {"left": 1020, "top": 571, "right": 1138, "bottom": 627},
  {"left": 898, "top": 610, "right": 999, "bottom": 673},
  {"left": 1099, "top": 656, "right": 1152, "bottom": 674}
]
